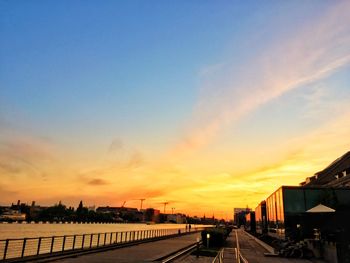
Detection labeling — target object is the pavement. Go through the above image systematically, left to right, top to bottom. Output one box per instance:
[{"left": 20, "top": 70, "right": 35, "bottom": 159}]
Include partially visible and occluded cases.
[
  {"left": 45, "top": 229, "right": 325, "bottom": 263},
  {"left": 232, "top": 229, "right": 317, "bottom": 263},
  {"left": 50, "top": 232, "right": 202, "bottom": 263}
]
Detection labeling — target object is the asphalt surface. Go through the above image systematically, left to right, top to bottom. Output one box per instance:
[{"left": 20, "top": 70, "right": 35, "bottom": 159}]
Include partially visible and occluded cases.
[{"left": 50, "top": 232, "right": 201, "bottom": 263}]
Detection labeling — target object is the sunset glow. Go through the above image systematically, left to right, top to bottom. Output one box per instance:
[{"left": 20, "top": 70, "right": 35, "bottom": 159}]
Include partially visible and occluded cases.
[{"left": 1, "top": 1, "right": 350, "bottom": 218}]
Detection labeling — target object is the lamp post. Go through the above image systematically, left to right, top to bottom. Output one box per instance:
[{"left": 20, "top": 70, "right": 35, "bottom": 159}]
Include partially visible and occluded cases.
[
  {"left": 206, "top": 233, "right": 210, "bottom": 248},
  {"left": 196, "top": 237, "right": 200, "bottom": 258}
]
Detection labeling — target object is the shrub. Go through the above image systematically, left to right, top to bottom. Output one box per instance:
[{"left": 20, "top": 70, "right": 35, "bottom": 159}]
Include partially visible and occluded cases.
[{"left": 201, "top": 227, "right": 231, "bottom": 247}]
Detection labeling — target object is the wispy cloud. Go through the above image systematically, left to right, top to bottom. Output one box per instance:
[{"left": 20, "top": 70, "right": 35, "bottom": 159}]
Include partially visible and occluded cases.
[
  {"left": 169, "top": 1, "right": 350, "bottom": 159},
  {"left": 0, "top": 135, "right": 54, "bottom": 178},
  {"left": 108, "top": 138, "right": 124, "bottom": 153},
  {"left": 87, "top": 178, "right": 109, "bottom": 186}
]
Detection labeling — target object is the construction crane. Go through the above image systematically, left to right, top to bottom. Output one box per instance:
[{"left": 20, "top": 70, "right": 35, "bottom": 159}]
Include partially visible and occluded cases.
[
  {"left": 132, "top": 198, "right": 146, "bottom": 210},
  {"left": 139, "top": 199, "right": 145, "bottom": 210},
  {"left": 161, "top": 202, "right": 169, "bottom": 213}
]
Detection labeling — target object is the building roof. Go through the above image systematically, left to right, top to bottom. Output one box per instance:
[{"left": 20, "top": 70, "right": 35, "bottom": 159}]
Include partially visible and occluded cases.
[{"left": 301, "top": 151, "right": 350, "bottom": 187}]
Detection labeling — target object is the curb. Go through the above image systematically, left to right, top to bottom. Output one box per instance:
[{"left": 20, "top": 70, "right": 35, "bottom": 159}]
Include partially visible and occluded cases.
[{"left": 243, "top": 230, "right": 275, "bottom": 254}]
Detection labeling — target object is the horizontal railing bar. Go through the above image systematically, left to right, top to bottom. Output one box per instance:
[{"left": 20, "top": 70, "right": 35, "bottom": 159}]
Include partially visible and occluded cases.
[{"left": 0, "top": 227, "right": 193, "bottom": 241}]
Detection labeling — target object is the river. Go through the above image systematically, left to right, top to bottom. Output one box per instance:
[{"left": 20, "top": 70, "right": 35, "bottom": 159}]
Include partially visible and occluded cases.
[{"left": 0, "top": 223, "right": 208, "bottom": 240}]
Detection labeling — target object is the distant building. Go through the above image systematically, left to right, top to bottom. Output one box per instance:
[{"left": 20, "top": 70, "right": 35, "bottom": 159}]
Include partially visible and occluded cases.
[
  {"left": 300, "top": 151, "right": 350, "bottom": 187},
  {"left": 29, "top": 201, "right": 47, "bottom": 219},
  {"left": 88, "top": 205, "right": 96, "bottom": 212},
  {"left": 96, "top": 206, "right": 141, "bottom": 222},
  {"left": 233, "top": 207, "right": 250, "bottom": 226},
  {"left": 144, "top": 208, "right": 160, "bottom": 223},
  {"left": 0, "top": 209, "right": 26, "bottom": 221},
  {"left": 245, "top": 211, "right": 256, "bottom": 233},
  {"left": 166, "top": 213, "right": 186, "bottom": 224}
]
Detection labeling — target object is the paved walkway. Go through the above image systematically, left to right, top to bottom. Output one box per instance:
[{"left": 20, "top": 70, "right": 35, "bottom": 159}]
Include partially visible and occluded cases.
[
  {"left": 234, "top": 229, "right": 312, "bottom": 263},
  {"left": 52, "top": 232, "right": 201, "bottom": 263}
]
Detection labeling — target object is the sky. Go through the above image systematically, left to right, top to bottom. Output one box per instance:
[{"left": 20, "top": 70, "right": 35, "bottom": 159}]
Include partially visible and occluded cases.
[{"left": 1, "top": 1, "right": 350, "bottom": 218}]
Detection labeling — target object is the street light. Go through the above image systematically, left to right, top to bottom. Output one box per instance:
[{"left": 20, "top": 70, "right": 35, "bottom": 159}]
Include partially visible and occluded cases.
[{"left": 206, "top": 233, "right": 210, "bottom": 248}]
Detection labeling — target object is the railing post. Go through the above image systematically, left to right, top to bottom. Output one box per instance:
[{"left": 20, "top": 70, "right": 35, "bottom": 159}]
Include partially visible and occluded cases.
[
  {"left": 109, "top": 232, "right": 112, "bottom": 244},
  {"left": 116, "top": 232, "right": 118, "bottom": 243},
  {"left": 121, "top": 232, "right": 123, "bottom": 243},
  {"left": 97, "top": 233, "right": 100, "bottom": 247},
  {"left": 104, "top": 233, "right": 107, "bottom": 246},
  {"left": 82, "top": 234, "right": 85, "bottom": 249},
  {"left": 90, "top": 234, "right": 93, "bottom": 248},
  {"left": 72, "top": 235, "right": 76, "bottom": 250},
  {"left": 62, "top": 236, "right": 66, "bottom": 251},
  {"left": 37, "top": 237, "right": 42, "bottom": 255},
  {"left": 50, "top": 237, "right": 55, "bottom": 254},
  {"left": 21, "top": 238, "right": 27, "bottom": 258},
  {"left": 3, "top": 239, "right": 9, "bottom": 260}
]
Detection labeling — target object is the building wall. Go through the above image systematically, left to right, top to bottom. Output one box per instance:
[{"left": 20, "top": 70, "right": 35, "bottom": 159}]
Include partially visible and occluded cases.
[
  {"left": 265, "top": 186, "right": 350, "bottom": 240},
  {"left": 255, "top": 201, "right": 267, "bottom": 234}
]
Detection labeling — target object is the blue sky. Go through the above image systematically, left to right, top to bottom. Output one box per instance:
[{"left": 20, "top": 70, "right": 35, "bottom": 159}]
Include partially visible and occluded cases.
[
  {"left": 1, "top": 1, "right": 350, "bottom": 215},
  {"left": 1, "top": 1, "right": 332, "bottom": 141}
]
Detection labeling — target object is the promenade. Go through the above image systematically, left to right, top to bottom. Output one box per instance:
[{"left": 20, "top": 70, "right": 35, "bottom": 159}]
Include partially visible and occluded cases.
[
  {"left": 33, "top": 229, "right": 325, "bottom": 263},
  {"left": 48, "top": 232, "right": 201, "bottom": 263}
]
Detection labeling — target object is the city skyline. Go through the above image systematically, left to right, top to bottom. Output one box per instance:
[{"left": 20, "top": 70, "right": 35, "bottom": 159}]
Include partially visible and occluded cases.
[{"left": 1, "top": 1, "right": 350, "bottom": 216}]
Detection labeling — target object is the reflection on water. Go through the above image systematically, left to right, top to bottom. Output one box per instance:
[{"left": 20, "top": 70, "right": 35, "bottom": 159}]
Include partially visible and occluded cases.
[{"left": 0, "top": 223, "right": 206, "bottom": 239}]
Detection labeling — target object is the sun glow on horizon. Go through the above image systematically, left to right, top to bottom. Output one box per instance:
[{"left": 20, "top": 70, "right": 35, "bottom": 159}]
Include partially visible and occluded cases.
[{"left": 1, "top": 1, "right": 350, "bottom": 218}]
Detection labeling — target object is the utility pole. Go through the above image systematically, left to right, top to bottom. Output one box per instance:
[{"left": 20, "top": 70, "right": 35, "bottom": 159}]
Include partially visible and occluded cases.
[{"left": 171, "top": 207, "right": 175, "bottom": 214}]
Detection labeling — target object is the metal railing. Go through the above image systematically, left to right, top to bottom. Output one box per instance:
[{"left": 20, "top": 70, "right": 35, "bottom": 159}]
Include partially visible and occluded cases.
[
  {"left": 0, "top": 227, "right": 203, "bottom": 262},
  {"left": 235, "top": 230, "right": 249, "bottom": 263},
  {"left": 161, "top": 241, "right": 202, "bottom": 263},
  {"left": 212, "top": 248, "right": 224, "bottom": 263}
]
